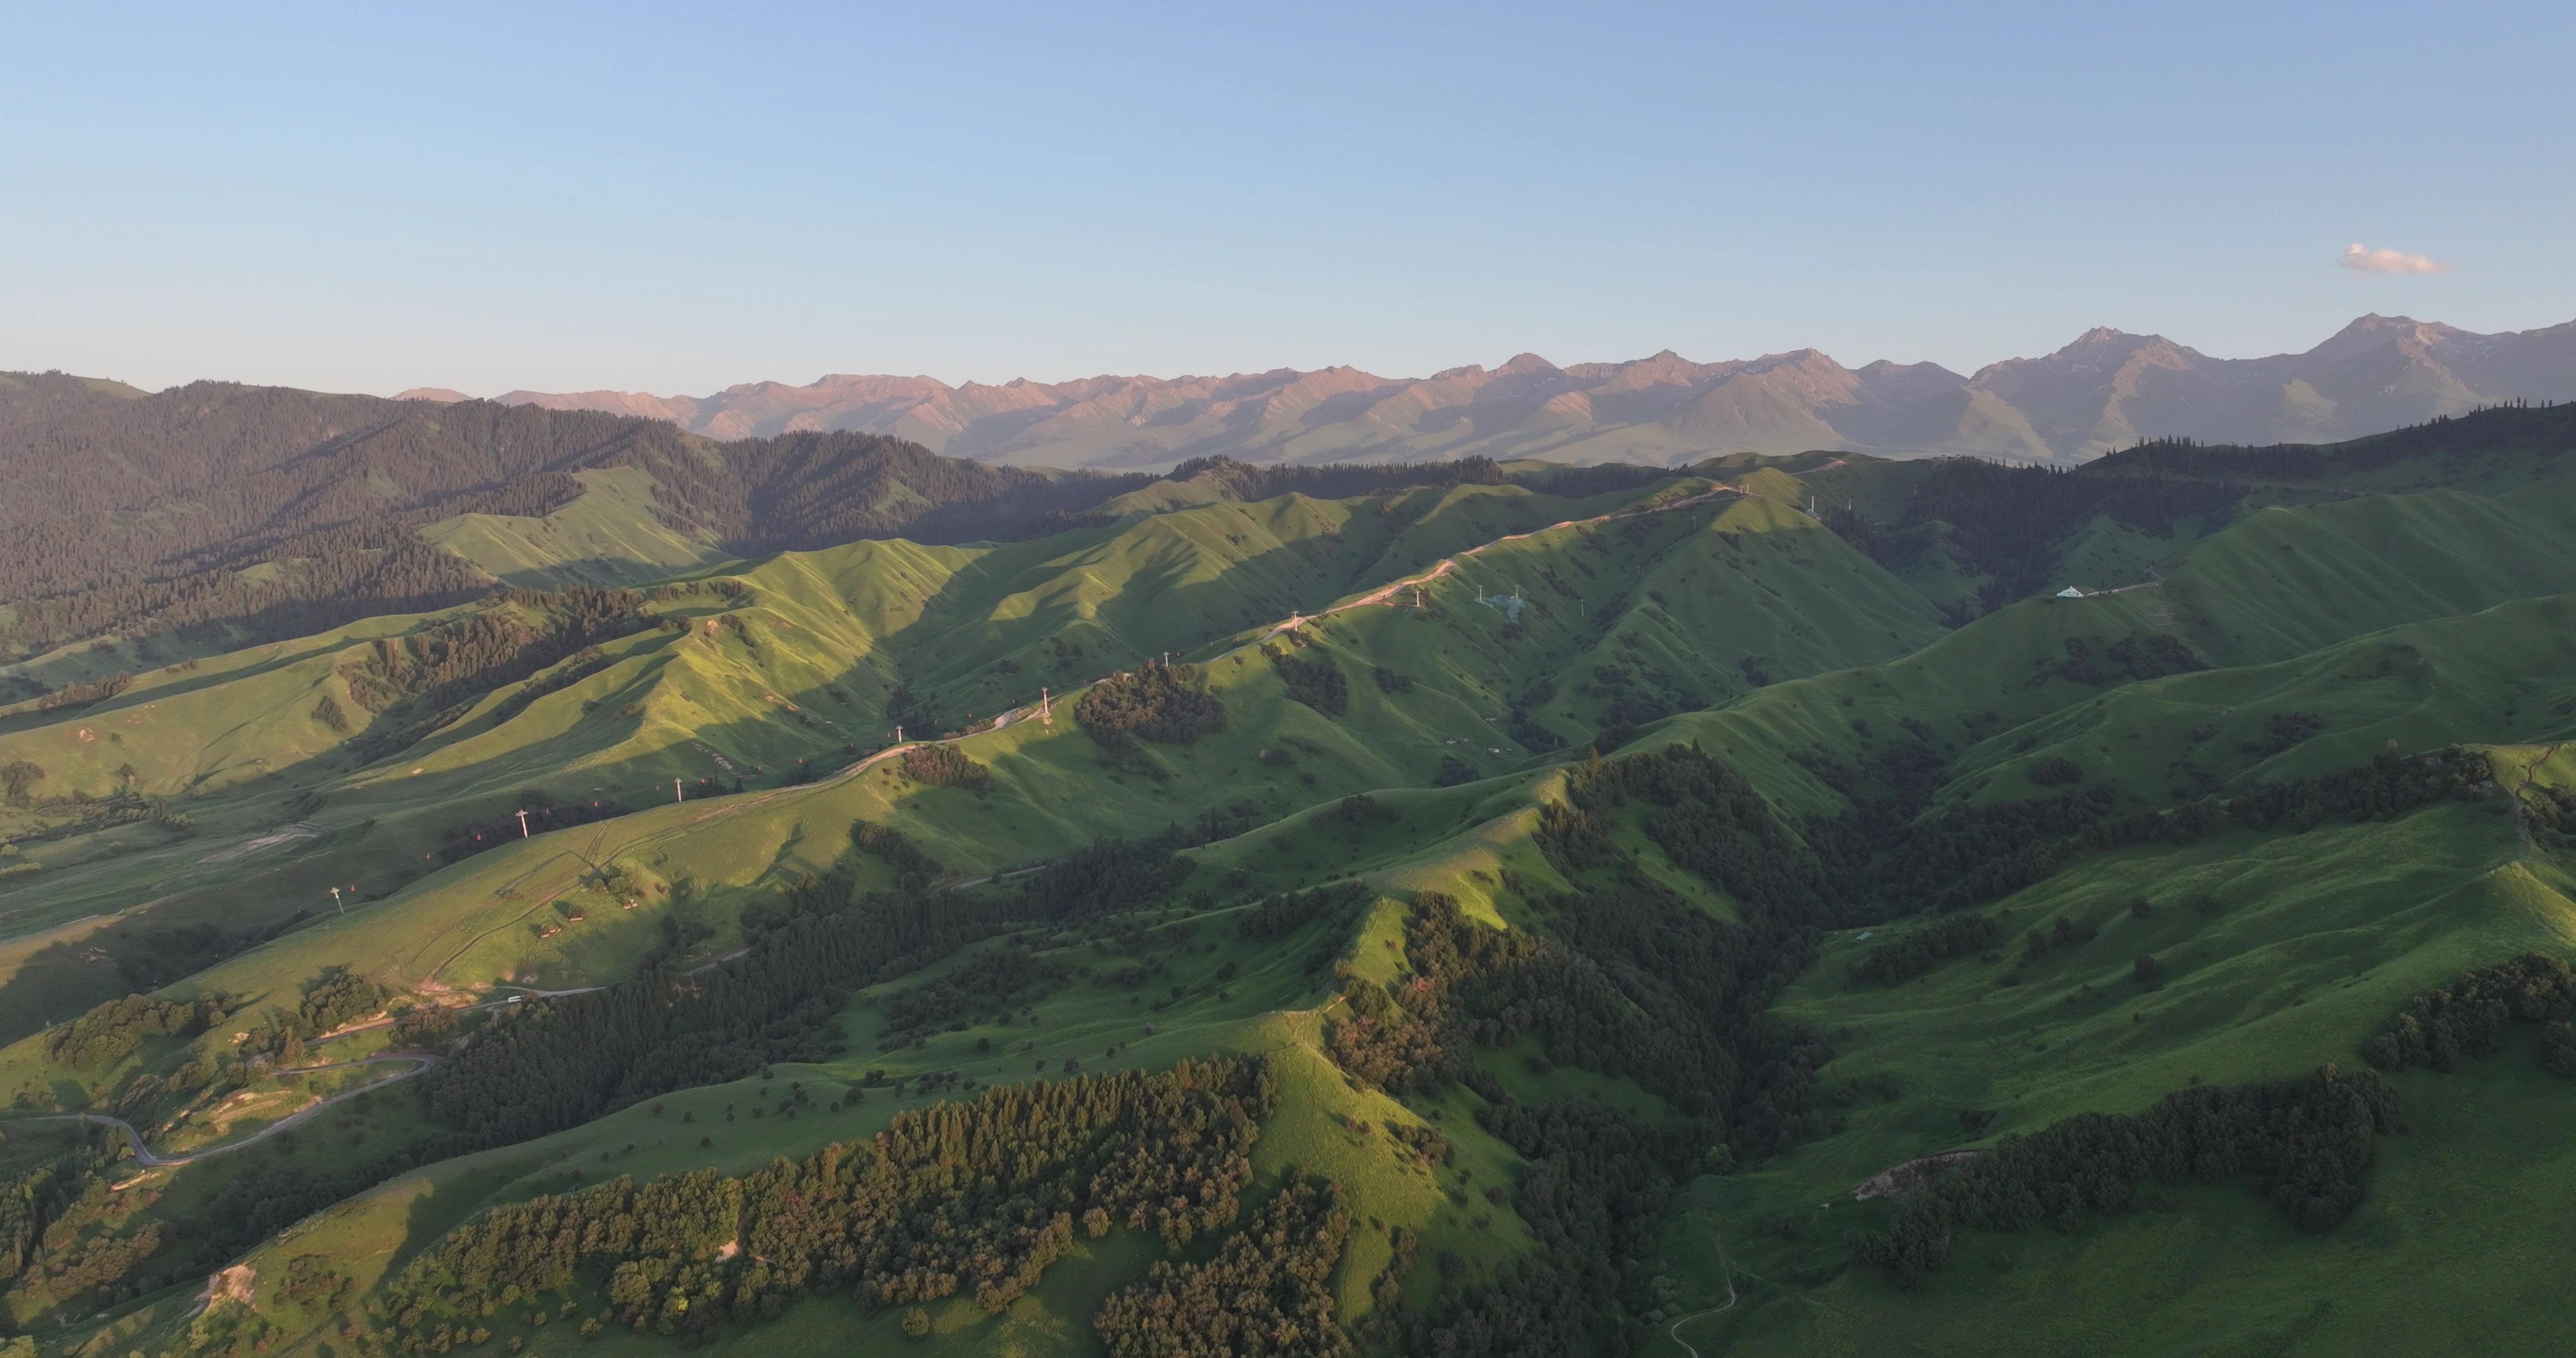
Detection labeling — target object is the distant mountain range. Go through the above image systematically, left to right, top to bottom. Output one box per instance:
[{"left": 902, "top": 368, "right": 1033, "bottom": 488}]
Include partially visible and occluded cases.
[{"left": 407, "top": 314, "right": 2576, "bottom": 470}]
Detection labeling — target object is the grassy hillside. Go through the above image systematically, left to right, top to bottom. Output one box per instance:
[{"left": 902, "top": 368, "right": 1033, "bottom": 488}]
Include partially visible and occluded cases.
[{"left": 6, "top": 413, "right": 2576, "bottom": 1358}]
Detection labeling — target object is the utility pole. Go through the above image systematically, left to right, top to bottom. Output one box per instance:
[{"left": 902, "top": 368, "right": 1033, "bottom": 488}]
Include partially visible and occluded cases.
[
  {"left": 1040, "top": 688, "right": 1052, "bottom": 724},
  {"left": 894, "top": 724, "right": 904, "bottom": 744},
  {"left": 673, "top": 778, "right": 683, "bottom": 803},
  {"left": 515, "top": 808, "right": 531, "bottom": 838},
  {"left": 330, "top": 887, "right": 344, "bottom": 915}
]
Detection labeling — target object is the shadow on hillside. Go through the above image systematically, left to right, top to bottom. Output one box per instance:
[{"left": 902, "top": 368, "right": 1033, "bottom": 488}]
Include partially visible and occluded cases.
[{"left": 0, "top": 476, "right": 1739, "bottom": 1048}]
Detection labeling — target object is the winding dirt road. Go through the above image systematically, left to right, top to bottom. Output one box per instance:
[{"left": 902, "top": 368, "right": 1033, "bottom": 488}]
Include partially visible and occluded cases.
[
  {"left": 7, "top": 1051, "right": 436, "bottom": 1167},
  {"left": 1663, "top": 1237, "right": 1740, "bottom": 1357}
]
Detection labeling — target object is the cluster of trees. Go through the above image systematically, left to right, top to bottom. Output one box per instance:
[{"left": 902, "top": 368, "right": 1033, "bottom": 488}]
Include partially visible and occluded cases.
[
  {"left": 0, "top": 376, "right": 1150, "bottom": 653},
  {"left": 0, "top": 379, "right": 599, "bottom": 651},
  {"left": 1892, "top": 403, "right": 2576, "bottom": 614},
  {"left": 2091, "top": 404, "right": 2576, "bottom": 482},
  {"left": 1894, "top": 457, "right": 2244, "bottom": 610},
  {"left": 1822, "top": 505, "right": 1887, "bottom": 563},
  {"left": 339, "top": 588, "right": 648, "bottom": 715},
  {"left": 2051, "top": 634, "right": 2206, "bottom": 687},
  {"left": 481, "top": 645, "right": 621, "bottom": 727},
  {"left": 1264, "top": 645, "right": 1347, "bottom": 716},
  {"left": 1076, "top": 661, "right": 1227, "bottom": 744},
  {"left": 29, "top": 671, "right": 134, "bottom": 712},
  {"left": 881, "top": 683, "right": 941, "bottom": 739},
  {"left": 2243, "top": 710, "right": 2326, "bottom": 756},
  {"left": 898, "top": 742, "right": 991, "bottom": 793},
  {"left": 1792, "top": 745, "right": 2495, "bottom": 923},
  {"left": 2225, "top": 746, "right": 2491, "bottom": 831},
  {"left": 2026, "top": 756, "right": 2084, "bottom": 787},
  {"left": 1, "top": 759, "right": 48, "bottom": 806},
  {"left": 2528, "top": 780, "right": 2576, "bottom": 850},
  {"left": 424, "top": 815, "right": 1209, "bottom": 1156},
  {"left": 848, "top": 819, "right": 943, "bottom": 890},
  {"left": 1007, "top": 830, "right": 1194, "bottom": 920},
  {"left": 1330, "top": 848, "right": 1827, "bottom": 1152},
  {"left": 421, "top": 882, "right": 1039, "bottom": 1152},
  {"left": 1237, "top": 883, "right": 1370, "bottom": 943},
  {"left": 1848, "top": 915, "right": 2003, "bottom": 986},
  {"left": 877, "top": 948, "right": 1066, "bottom": 1046},
  {"left": 2362, "top": 952, "right": 2576, "bottom": 1073},
  {"left": 243, "top": 968, "right": 388, "bottom": 1059},
  {"left": 43, "top": 992, "right": 226, "bottom": 1067},
  {"left": 381, "top": 1059, "right": 1276, "bottom": 1346},
  {"left": 1853, "top": 1066, "right": 2400, "bottom": 1286},
  {"left": 1399, "top": 1099, "right": 1702, "bottom": 1355},
  {"left": 0, "top": 1125, "right": 268, "bottom": 1319},
  {"left": 0, "top": 1131, "right": 124, "bottom": 1281},
  {"left": 1093, "top": 1174, "right": 1351, "bottom": 1357}
]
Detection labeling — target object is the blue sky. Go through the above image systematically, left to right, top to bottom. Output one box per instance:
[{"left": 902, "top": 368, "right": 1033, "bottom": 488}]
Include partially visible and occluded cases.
[{"left": 4, "top": 2, "right": 2567, "bottom": 395}]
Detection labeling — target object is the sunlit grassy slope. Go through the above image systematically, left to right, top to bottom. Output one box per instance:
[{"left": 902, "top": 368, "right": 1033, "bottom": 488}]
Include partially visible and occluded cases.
[
  {"left": 17, "top": 428, "right": 2576, "bottom": 1358},
  {"left": 423, "top": 468, "right": 734, "bottom": 589},
  {"left": 0, "top": 471, "right": 1951, "bottom": 1033}
]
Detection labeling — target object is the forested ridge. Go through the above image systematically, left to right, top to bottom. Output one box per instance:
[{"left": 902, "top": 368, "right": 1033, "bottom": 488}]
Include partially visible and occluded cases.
[
  {"left": 0, "top": 374, "right": 1726, "bottom": 661},
  {"left": 0, "top": 376, "right": 1133, "bottom": 655},
  {"left": 381, "top": 1059, "right": 1275, "bottom": 1348},
  {"left": 1852, "top": 1067, "right": 2402, "bottom": 1286}
]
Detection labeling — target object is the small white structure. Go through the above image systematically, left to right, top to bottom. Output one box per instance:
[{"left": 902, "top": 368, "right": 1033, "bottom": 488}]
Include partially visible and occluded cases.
[{"left": 2055, "top": 586, "right": 2086, "bottom": 599}]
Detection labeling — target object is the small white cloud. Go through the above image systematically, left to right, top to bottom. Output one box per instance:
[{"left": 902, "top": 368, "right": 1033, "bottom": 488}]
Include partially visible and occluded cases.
[{"left": 2339, "top": 242, "right": 2453, "bottom": 274}]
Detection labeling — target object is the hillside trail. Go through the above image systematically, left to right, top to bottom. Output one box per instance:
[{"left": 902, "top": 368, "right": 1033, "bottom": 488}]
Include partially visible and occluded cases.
[
  {"left": 3, "top": 1050, "right": 435, "bottom": 1167},
  {"left": 1663, "top": 1234, "right": 1741, "bottom": 1356}
]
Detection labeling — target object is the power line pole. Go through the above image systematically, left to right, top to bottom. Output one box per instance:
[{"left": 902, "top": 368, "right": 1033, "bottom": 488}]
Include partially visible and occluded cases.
[
  {"left": 1040, "top": 688, "right": 1052, "bottom": 724},
  {"left": 894, "top": 724, "right": 904, "bottom": 744},
  {"left": 673, "top": 778, "right": 683, "bottom": 803},
  {"left": 515, "top": 808, "right": 531, "bottom": 838},
  {"left": 330, "top": 887, "right": 345, "bottom": 915}
]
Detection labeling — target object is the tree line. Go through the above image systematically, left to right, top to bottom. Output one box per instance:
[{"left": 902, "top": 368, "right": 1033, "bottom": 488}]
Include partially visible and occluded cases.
[
  {"left": 0, "top": 373, "right": 1690, "bottom": 658},
  {"left": 0, "top": 378, "right": 1124, "bottom": 655},
  {"left": 1076, "top": 660, "right": 1226, "bottom": 745},
  {"left": 1793, "top": 743, "right": 2496, "bottom": 923},
  {"left": 1320, "top": 744, "right": 1848, "bottom": 1350},
  {"left": 418, "top": 881, "right": 1037, "bottom": 1154},
  {"left": 2362, "top": 951, "right": 2576, "bottom": 1075},
  {"left": 377, "top": 1058, "right": 1276, "bottom": 1349},
  {"left": 1852, "top": 1066, "right": 2401, "bottom": 1286},
  {"left": 1093, "top": 1173, "right": 1351, "bottom": 1358}
]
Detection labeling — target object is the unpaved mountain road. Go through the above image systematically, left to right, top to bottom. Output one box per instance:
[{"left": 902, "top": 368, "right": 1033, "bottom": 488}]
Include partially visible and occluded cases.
[{"left": 5, "top": 1051, "right": 435, "bottom": 1167}]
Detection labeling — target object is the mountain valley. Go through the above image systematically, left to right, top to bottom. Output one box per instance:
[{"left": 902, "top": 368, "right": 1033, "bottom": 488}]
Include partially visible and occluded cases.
[{"left": 0, "top": 392, "right": 2569, "bottom": 1356}]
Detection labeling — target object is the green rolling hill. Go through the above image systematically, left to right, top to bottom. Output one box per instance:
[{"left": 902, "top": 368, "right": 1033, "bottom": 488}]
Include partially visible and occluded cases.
[{"left": 0, "top": 405, "right": 2571, "bottom": 1357}]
